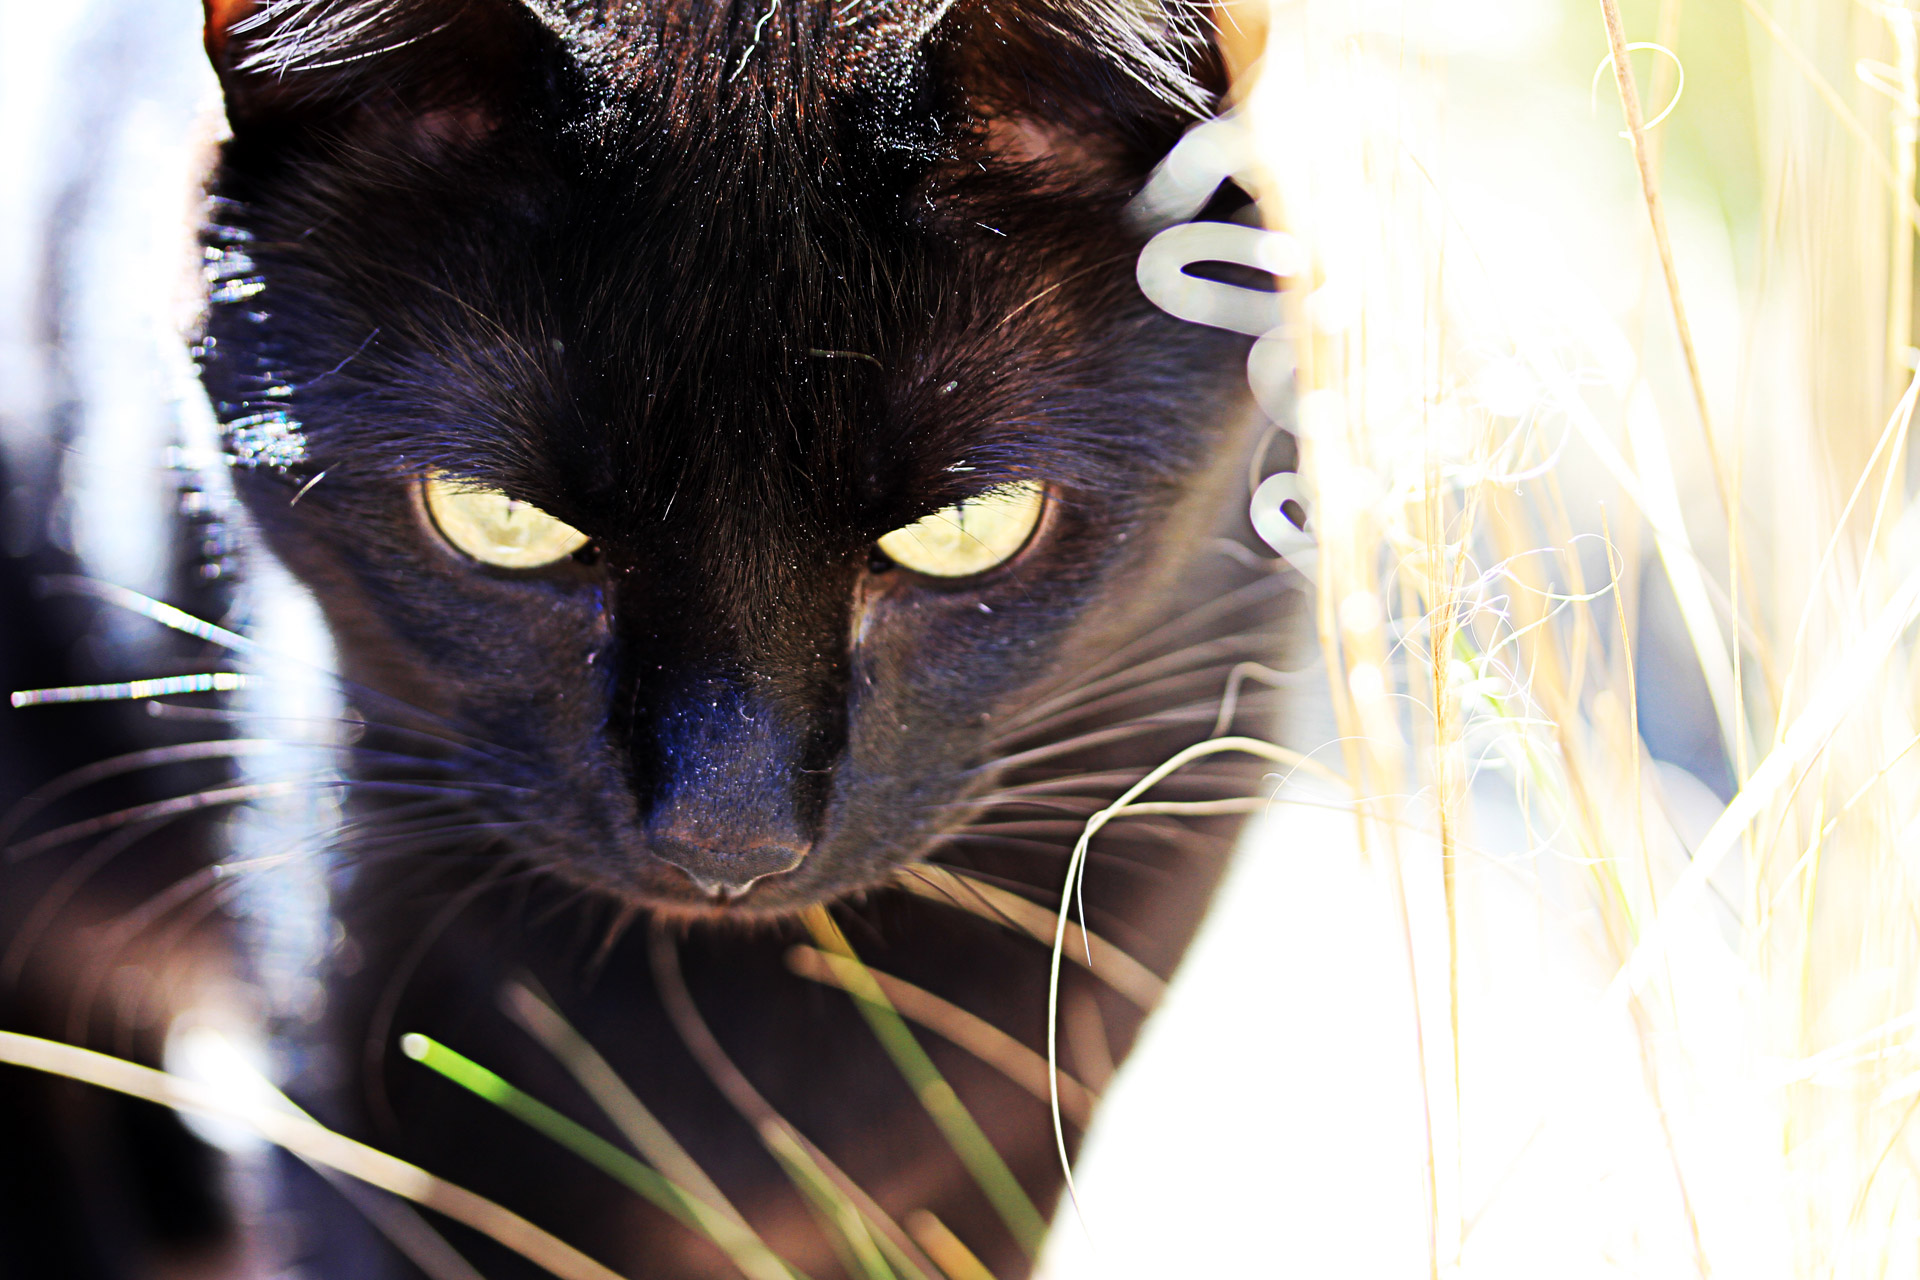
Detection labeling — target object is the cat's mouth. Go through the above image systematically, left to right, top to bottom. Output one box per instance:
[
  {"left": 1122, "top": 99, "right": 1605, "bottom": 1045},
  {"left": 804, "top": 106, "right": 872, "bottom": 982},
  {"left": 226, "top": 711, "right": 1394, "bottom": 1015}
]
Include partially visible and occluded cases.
[
  {"left": 649, "top": 834, "right": 810, "bottom": 903},
  {"left": 563, "top": 838, "right": 837, "bottom": 921},
  {"left": 632, "top": 866, "right": 813, "bottom": 922},
  {"left": 675, "top": 870, "right": 775, "bottom": 905},
  {"left": 685, "top": 877, "right": 755, "bottom": 902}
]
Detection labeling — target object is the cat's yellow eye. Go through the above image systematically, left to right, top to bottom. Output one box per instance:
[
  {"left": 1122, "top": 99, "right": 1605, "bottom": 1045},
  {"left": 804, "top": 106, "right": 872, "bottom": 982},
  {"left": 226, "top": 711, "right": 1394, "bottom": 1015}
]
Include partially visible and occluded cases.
[
  {"left": 422, "top": 474, "right": 589, "bottom": 569},
  {"left": 876, "top": 481, "right": 1046, "bottom": 578}
]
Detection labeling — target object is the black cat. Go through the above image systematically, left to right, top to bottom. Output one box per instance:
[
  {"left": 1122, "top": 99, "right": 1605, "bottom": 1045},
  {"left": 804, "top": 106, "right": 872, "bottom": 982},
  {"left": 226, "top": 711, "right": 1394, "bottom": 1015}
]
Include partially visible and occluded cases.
[{"left": 5, "top": 0, "right": 1295, "bottom": 1275}]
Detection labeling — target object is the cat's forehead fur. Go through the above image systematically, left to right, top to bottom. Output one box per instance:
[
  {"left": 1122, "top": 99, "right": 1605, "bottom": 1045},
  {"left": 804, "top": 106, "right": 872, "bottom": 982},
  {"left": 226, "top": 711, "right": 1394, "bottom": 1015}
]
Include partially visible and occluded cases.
[{"left": 205, "top": 0, "right": 1219, "bottom": 545}]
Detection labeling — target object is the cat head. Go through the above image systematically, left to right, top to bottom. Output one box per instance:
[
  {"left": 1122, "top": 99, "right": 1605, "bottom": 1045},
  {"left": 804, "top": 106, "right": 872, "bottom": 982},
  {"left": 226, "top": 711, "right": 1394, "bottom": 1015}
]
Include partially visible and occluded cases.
[{"left": 196, "top": 0, "right": 1258, "bottom": 918}]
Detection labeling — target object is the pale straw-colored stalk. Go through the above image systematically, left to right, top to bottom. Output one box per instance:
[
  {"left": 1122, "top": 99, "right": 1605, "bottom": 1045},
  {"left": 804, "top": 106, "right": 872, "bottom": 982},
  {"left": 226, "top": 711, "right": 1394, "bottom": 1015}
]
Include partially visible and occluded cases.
[
  {"left": 1165, "top": 0, "right": 1920, "bottom": 1272},
  {"left": 0, "top": 1029, "right": 626, "bottom": 1280}
]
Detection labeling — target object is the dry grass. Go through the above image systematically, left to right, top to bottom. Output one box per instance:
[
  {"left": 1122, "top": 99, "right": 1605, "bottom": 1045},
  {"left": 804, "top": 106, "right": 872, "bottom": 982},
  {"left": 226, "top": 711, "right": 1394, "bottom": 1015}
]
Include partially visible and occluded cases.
[{"left": 1149, "top": 0, "right": 1920, "bottom": 1272}]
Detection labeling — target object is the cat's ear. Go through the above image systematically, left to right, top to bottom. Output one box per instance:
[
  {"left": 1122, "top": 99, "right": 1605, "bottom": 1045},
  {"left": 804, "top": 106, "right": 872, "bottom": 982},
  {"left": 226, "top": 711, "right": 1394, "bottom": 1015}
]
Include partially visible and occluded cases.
[
  {"left": 203, "top": 0, "right": 548, "bottom": 146},
  {"left": 935, "top": 0, "right": 1230, "bottom": 178}
]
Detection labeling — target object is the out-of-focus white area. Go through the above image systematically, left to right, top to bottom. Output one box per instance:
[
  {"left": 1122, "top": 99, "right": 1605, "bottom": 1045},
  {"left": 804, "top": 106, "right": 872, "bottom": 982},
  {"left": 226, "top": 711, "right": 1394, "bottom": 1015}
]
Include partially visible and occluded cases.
[
  {"left": 0, "top": 0, "right": 345, "bottom": 1057},
  {"left": 0, "top": 0, "right": 222, "bottom": 607},
  {"left": 1046, "top": 0, "right": 1920, "bottom": 1275},
  {"left": 226, "top": 546, "right": 347, "bottom": 1034},
  {"left": 1041, "top": 762, "right": 1772, "bottom": 1278},
  {"left": 1039, "top": 794, "right": 1436, "bottom": 1279},
  {"left": 165, "top": 1017, "right": 283, "bottom": 1155}
]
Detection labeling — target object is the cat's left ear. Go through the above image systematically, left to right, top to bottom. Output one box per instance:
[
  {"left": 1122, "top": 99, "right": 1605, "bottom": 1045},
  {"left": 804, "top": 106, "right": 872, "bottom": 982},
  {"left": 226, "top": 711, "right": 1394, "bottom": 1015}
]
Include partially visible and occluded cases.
[{"left": 203, "top": 0, "right": 550, "bottom": 146}]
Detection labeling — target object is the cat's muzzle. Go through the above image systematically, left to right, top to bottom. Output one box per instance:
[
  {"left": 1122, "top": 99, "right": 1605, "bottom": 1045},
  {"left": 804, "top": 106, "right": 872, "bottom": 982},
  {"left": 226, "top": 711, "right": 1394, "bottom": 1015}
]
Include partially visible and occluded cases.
[{"left": 649, "top": 834, "right": 810, "bottom": 900}]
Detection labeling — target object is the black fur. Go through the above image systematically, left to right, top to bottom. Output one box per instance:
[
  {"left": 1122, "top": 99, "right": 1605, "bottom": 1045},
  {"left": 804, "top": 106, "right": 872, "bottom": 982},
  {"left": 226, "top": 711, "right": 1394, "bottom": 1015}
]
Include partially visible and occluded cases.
[
  {"left": 184, "top": 0, "right": 1293, "bottom": 1274},
  {"left": 199, "top": 0, "right": 1250, "bottom": 918}
]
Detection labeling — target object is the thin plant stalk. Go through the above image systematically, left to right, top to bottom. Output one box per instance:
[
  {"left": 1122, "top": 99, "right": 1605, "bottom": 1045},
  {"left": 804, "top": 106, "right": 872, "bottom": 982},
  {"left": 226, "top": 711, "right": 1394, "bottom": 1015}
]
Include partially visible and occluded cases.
[
  {"left": 1039, "top": 735, "right": 1309, "bottom": 1216},
  {"left": 892, "top": 864, "right": 1164, "bottom": 1010},
  {"left": 801, "top": 906, "right": 1048, "bottom": 1259},
  {"left": 646, "top": 924, "right": 940, "bottom": 1280},
  {"left": 785, "top": 946, "right": 1100, "bottom": 1130},
  {"left": 497, "top": 979, "right": 787, "bottom": 1280},
  {"left": 0, "top": 1030, "right": 626, "bottom": 1280},
  {"left": 399, "top": 1034, "right": 800, "bottom": 1280},
  {"left": 904, "top": 1211, "right": 997, "bottom": 1280}
]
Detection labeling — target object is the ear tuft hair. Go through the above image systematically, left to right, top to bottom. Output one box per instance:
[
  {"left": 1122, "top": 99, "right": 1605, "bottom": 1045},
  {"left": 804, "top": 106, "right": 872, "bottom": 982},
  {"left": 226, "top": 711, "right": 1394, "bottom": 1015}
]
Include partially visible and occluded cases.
[
  {"left": 203, "top": 0, "right": 545, "bottom": 131},
  {"left": 211, "top": 0, "right": 438, "bottom": 79},
  {"left": 1011, "top": 0, "right": 1218, "bottom": 114}
]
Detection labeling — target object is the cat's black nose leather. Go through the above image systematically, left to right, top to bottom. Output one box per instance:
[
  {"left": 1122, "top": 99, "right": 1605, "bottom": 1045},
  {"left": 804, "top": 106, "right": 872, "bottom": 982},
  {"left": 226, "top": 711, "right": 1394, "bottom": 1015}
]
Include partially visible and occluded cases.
[{"left": 638, "top": 668, "right": 827, "bottom": 896}]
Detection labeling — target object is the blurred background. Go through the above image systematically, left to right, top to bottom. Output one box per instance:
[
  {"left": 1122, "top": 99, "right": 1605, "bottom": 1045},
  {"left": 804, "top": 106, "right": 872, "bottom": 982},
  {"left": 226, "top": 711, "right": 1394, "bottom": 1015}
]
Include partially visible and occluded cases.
[
  {"left": 5, "top": 0, "right": 1920, "bottom": 1276},
  {"left": 1050, "top": 0, "right": 1920, "bottom": 1275}
]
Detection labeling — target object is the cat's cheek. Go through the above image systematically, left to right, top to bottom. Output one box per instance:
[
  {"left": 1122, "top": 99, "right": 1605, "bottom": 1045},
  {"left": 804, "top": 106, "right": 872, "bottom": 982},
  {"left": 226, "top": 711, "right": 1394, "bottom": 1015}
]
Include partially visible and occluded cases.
[{"left": 844, "top": 574, "right": 1075, "bottom": 762}]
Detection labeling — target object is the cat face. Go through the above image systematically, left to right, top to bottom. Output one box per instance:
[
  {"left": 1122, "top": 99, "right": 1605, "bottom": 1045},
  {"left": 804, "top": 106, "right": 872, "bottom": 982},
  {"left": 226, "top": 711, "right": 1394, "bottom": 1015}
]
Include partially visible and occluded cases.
[{"left": 197, "top": 0, "right": 1253, "bottom": 917}]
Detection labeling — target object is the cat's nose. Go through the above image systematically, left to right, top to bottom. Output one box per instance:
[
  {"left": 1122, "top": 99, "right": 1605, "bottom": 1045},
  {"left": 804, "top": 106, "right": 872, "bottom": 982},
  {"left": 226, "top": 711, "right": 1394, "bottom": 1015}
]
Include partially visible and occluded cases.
[
  {"left": 636, "top": 668, "right": 829, "bottom": 897},
  {"left": 649, "top": 833, "right": 809, "bottom": 898}
]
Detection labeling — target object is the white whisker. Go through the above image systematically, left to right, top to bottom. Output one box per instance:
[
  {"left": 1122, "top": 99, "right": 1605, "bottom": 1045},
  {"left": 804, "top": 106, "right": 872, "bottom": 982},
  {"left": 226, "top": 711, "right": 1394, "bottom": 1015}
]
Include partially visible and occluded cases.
[{"left": 11, "top": 673, "right": 254, "bottom": 707}]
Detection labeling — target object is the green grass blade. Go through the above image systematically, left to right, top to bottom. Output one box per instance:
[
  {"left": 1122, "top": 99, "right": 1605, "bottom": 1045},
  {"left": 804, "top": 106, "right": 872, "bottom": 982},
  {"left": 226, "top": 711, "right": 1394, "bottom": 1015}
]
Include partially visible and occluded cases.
[
  {"left": 802, "top": 908, "right": 1047, "bottom": 1259},
  {"left": 646, "top": 927, "right": 936, "bottom": 1280},
  {"left": 498, "top": 982, "right": 799, "bottom": 1280},
  {"left": 400, "top": 1034, "right": 803, "bottom": 1280},
  {"left": 761, "top": 1127, "right": 901, "bottom": 1280}
]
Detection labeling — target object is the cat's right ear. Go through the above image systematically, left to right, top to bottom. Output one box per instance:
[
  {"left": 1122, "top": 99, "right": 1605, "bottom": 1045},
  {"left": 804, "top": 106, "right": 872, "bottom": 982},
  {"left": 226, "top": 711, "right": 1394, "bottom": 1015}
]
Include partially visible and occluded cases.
[
  {"left": 202, "top": 0, "right": 252, "bottom": 76},
  {"left": 203, "top": 0, "right": 547, "bottom": 146},
  {"left": 927, "top": 0, "right": 1231, "bottom": 191}
]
